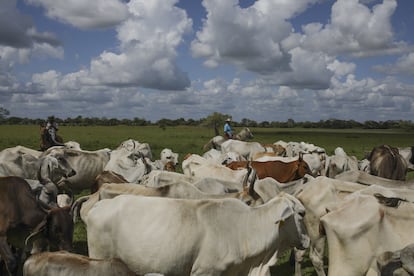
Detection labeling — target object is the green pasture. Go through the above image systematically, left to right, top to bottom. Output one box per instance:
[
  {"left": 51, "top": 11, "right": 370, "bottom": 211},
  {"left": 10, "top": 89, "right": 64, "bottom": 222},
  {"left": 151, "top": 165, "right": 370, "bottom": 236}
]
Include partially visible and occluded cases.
[
  {"left": 1, "top": 124, "right": 413, "bottom": 159},
  {"left": 0, "top": 125, "right": 413, "bottom": 275}
]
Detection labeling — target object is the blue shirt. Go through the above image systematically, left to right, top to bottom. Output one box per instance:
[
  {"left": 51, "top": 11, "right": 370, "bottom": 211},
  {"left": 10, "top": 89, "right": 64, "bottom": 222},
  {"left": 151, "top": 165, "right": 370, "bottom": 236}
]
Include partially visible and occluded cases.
[{"left": 224, "top": 123, "right": 232, "bottom": 134}]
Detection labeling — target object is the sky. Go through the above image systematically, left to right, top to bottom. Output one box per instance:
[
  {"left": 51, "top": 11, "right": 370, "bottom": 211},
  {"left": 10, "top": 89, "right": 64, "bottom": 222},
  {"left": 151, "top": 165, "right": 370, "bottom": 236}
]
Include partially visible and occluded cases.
[{"left": 1, "top": 0, "right": 414, "bottom": 123}]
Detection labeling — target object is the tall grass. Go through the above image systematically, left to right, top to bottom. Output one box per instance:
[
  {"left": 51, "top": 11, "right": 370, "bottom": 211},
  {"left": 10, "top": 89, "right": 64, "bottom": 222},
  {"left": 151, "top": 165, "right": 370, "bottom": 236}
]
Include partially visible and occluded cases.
[{"left": 1, "top": 125, "right": 413, "bottom": 275}]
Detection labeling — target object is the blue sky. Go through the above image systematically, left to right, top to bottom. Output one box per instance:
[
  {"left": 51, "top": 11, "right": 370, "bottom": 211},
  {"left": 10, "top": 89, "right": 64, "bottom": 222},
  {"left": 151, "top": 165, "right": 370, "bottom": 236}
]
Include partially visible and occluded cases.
[{"left": 1, "top": 0, "right": 414, "bottom": 122}]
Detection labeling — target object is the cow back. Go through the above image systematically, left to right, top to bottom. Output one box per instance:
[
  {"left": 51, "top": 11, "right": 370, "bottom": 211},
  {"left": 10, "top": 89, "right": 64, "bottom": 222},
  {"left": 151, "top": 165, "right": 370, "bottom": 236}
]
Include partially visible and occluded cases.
[{"left": 369, "top": 145, "right": 407, "bottom": 180}]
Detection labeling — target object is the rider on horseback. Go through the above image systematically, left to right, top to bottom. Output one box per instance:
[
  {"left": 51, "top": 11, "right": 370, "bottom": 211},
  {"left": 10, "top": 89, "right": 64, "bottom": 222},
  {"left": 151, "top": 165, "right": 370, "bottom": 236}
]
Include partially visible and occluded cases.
[
  {"left": 40, "top": 117, "right": 64, "bottom": 151},
  {"left": 224, "top": 118, "right": 233, "bottom": 139}
]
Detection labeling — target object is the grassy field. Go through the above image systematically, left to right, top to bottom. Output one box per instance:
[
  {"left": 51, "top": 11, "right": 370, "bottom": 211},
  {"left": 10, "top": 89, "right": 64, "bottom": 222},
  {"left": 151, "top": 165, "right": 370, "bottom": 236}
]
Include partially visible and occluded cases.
[{"left": 1, "top": 125, "right": 413, "bottom": 275}]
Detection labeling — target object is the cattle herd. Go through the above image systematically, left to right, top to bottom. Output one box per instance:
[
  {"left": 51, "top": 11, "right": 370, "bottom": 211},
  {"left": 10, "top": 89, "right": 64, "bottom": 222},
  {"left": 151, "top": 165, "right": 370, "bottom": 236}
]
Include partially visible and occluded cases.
[{"left": 0, "top": 129, "right": 414, "bottom": 276}]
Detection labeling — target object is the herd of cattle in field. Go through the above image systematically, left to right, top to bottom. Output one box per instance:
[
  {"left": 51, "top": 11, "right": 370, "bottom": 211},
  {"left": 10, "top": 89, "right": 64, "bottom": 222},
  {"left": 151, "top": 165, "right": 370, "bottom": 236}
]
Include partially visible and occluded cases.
[{"left": 0, "top": 127, "right": 414, "bottom": 275}]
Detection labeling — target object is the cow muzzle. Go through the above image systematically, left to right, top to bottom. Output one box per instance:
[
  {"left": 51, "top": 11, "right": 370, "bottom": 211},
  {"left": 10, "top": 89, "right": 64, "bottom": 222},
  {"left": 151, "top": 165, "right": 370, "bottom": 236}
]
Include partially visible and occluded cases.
[{"left": 66, "top": 169, "right": 76, "bottom": 178}]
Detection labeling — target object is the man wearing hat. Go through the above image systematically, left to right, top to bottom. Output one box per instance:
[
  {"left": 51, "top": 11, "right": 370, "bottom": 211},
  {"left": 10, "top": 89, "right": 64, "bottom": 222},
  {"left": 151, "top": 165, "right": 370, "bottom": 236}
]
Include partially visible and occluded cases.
[{"left": 224, "top": 118, "right": 233, "bottom": 139}]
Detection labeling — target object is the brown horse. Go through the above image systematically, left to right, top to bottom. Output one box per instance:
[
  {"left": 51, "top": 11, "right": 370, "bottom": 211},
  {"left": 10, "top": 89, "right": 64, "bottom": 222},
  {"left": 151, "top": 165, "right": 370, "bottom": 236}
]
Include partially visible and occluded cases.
[
  {"left": 40, "top": 126, "right": 64, "bottom": 151},
  {"left": 226, "top": 155, "right": 314, "bottom": 183}
]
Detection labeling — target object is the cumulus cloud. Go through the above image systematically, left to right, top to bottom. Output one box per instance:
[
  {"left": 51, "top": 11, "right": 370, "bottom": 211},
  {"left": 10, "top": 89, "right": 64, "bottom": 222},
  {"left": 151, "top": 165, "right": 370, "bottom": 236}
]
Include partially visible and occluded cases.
[
  {"left": 2, "top": 0, "right": 414, "bottom": 122},
  {"left": 26, "top": 0, "right": 129, "bottom": 29},
  {"left": 84, "top": 0, "right": 192, "bottom": 90},
  {"left": 191, "top": 0, "right": 319, "bottom": 73},
  {"left": 300, "top": 0, "right": 399, "bottom": 56},
  {"left": 0, "top": 1, "right": 62, "bottom": 52},
  {"left": 373, "top": 52, "right": 414, "bottom": 76}
]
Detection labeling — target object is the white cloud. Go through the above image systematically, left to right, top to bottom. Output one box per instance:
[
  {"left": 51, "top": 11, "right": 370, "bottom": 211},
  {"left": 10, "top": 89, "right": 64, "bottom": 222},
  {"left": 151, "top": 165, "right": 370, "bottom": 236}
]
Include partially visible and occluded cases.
[
  {"left": 2, "top": 0, "right": 414, "bottom": 123},
  {"left": 26, "top": 0, "right": 129, "bottom": 29},
  {"left": 84, "top": 0, "right": 192, "bottom": 90},
  {"left": 191, "top": 0, "right": 316, "bottom": 73},
  {"left": 300, "top": 0, "right": 399, "bottom": 56},
  {"left": 373, "top": 52, "right": 414, "bottom": 76}
]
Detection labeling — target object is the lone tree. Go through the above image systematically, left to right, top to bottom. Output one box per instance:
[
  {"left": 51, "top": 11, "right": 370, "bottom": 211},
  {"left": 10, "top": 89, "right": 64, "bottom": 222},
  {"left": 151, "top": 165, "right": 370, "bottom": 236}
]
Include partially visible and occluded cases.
[
  {"left": 0, "top": 107, "right": 10, "bottom": 122},
  {"left": 202, "top": 112, "right": 232, "bottom": 136}
]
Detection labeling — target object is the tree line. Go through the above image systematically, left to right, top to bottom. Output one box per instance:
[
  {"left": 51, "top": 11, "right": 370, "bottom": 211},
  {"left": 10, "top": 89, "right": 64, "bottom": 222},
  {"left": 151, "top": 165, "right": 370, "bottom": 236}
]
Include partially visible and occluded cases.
[{"left": 0, "top": 108, "right": 413, "bottom": 130}]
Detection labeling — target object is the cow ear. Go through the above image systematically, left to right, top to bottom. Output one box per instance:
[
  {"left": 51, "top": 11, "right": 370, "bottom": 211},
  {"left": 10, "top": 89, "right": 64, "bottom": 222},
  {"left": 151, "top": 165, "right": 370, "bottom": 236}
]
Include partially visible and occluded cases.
[
  {"left": 299, "top": 152, "right": 303, "bottom": 161},
  {"left": 274, "top": 206, "right": 294, "bottom": 225}
]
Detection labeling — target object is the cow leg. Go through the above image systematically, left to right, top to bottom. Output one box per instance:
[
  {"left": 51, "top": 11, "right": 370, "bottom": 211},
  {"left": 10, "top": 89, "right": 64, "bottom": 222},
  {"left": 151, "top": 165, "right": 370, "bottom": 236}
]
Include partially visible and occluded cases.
[
  {"left": 0, "top": 236, "right": 17, "bottom": 275},
  {"left": 309, "top": 238, "right": 326, "bottom": 276},
  {"left": 294, "top": 248, "right": 305, "bottom": 276}
]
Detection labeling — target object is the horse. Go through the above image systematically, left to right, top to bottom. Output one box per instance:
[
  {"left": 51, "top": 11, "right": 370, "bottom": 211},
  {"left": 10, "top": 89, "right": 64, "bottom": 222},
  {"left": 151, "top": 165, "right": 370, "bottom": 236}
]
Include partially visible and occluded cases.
[
  {"left": 40, "top": 126, "right": 64, "bottom": 151},
  {"left": 203, "top": 127, "right": 253, "bottom": 151}
]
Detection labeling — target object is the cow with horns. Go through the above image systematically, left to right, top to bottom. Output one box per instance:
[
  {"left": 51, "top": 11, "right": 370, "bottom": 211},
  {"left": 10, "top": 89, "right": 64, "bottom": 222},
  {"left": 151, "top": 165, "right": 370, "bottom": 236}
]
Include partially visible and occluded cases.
[{"left": 0, "top": 176, "right": 74, "bottom": 275}]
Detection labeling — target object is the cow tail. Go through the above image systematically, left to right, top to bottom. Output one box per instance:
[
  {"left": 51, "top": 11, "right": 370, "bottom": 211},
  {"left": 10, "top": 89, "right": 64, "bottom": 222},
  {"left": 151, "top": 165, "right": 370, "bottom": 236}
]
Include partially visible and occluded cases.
[{"left": 70, "top": 196, "right": 90, "bottom": 223}]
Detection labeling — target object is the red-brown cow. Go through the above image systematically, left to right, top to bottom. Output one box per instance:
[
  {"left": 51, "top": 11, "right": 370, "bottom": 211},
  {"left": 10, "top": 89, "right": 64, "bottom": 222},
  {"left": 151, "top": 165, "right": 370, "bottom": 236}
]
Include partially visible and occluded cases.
[
  {"left": 226, "top": 156, "right": 313, "bottom": 182},
  {"left": 0, "top": 176, "right": 74, "bottom": 275}
]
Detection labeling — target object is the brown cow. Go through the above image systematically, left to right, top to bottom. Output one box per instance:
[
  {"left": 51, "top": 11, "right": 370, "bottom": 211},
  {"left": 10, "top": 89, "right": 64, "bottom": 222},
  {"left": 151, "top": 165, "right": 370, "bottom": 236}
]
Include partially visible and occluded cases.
[
  {"left": 368, "top": 144, "right": 407, "bottom": 181},
  {"left": 226, "top": 155, "right": 313, "bottom": 183},
  {"left": 90, "top": 170, "right": 129, "bottom": 193},
  {"left": 0, "top": 176, "right": 74, "bottom": 275},
  {"left": 23, "top": 251, "right": 135, "bottom": 276}
]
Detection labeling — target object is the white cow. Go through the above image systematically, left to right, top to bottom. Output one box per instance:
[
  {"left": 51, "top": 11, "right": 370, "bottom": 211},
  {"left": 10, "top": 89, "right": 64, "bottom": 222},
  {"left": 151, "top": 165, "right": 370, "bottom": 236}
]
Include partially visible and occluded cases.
[
  {"left": 116, "top": 139, "right": 153, "bottom": 159},
  {"left": 220, "top": 140, "right": 266, "bottom": 160},
  {"left": 0, "top": 141, "right": 81, "bottom": 165},
  {"left": 43, "top": 141, "right": 82, "bottom": 153},
  {"left": 281, "top": 141, "right": 326, "bottom": 176},
  {"left": 0, "top": 144, "right": 78, "bottom": 179},
  {"left": 398, "top": 146, "right": 414, "bottom": 171},
  {"left": 103, "top": 147, "right": 150, "bottom": 183},
  {"left": 325, "top": 147, "right": 359, "bottom": 178},
  {"left": 46, "top": 148, "right": 111, "bottom": 192},
  {"left": 148, "top": 148, "right": 180, "bottom": 171},
  {"left": 160, "top": 148, "right": 179, "bottom": 166},
  {"left": 202, "top": 149, "right": 246, "bottom": 165},
  {"left": 0, "top": 150, "right": 40, "bottom": 179},
  {"left": 23, "top": 154, "right": 76, "bottom": 207},
  {"left": 182, "top": 154, "right": 252, "bottom": 189},
  {"left": 358, "top": 158, "right": 370, "bottom": 172},
  {"left": 140, "top": 170, "right": 242, "bottom": 194},
  {"left": 140, "top": 170, "right": 196, "bottom": 186},
  {"left": 335, "top": 170, "right": 414, "bottom": 189},
  {"left": 253, "top": 176, "right": 313, "bottom": 203},
  {"left": 294, "top": 176, "right": 369, "bottom": 276},
  {"left": 294, "top": 176, "right": 414, "bottom": 276},
  {"left": 76, "top": 179, "right": 259, "bottom": 222},
  {"left": 86, "top": 193, "right": 309, "bottom": 276},
  {"left": 320, "top": 193, "right": 414, "bottom": 276},
  {"left": 23, "top": 251, "right": 135, "bottom": 276}
]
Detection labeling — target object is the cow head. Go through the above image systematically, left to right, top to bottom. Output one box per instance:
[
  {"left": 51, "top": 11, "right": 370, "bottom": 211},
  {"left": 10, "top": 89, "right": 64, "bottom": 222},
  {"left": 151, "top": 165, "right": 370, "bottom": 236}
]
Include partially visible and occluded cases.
[
  {"left": 160, "top": 148, "right": 179, "bottom": 166},
  {"left": 297, "top": 153, "right": 314, "bottom": 178},
  {"left": 38, "top": 154, "right": 76, "bottom": 184},
  {"left": 277, "top": 193, "right": 310, "bottom": 251},
  {"left": 26, "top": 206, "right": 74, "bottom": 253}
]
